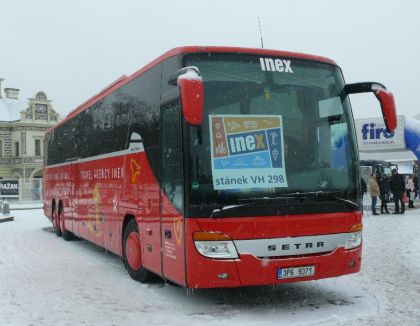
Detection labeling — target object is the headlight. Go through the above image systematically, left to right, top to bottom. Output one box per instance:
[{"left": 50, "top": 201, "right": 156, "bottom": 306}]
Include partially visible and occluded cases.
[
  {"left": 345, "top": 231, "right": 362, "bottom": 249},
  {"left": 193, "top": 232, "right": 239, "bottom": 259},
  {"left": 194, "top": 241, "right": 238, "bottom": 259}
]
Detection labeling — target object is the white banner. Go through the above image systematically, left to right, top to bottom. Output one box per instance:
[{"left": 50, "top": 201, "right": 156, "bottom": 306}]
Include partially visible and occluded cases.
[{"left": 355, "top": 116, "right": 406, "bottom": 152}]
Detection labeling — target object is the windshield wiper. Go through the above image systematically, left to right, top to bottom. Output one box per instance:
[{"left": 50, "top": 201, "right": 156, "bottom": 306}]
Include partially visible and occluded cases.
[
  {"left": 210, "top": 191, "right": 359, "bottom": 217},
  {"left": 239, "top": 191, "right": 359, "bottom": 210},
  {"left": 276, "top": 191, "right": 360, "bottom": 210},
  {"left": 211, "top": 195, "right": 308, "bottom": 217},
  {"left": 210, "top": 198, "right": 295, "bottom": 217},
  {"left": 210, "top": 204, "right": 250, "bottom": 217}
]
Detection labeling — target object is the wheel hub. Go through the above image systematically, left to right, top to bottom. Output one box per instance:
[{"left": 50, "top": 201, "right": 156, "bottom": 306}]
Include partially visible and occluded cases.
[{"left": 126, "top": 231, "right": 141, "bottom": 270}]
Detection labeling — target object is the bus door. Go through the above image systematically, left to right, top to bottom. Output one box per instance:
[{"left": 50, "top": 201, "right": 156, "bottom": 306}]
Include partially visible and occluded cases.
[
  {"left": 160, "top": 102, "right": 186, "bottom": 286},
  {"left": 102, "top": 103, "right": 130, "bottom": 254},
  {"left": 74, "top": 109, "right": 96, "bottom": 242},
  {"left": 125, "top": 118, "right": 161, "bottom": 275},
  {"left": 60, "top": 158, "right": 78, "bottom": 237},
  {"left": 69, "top": 159, "right": 79, "bottom": 236},
  {"left": 76, "top": 160, "right": 95, "bottom": 242}
]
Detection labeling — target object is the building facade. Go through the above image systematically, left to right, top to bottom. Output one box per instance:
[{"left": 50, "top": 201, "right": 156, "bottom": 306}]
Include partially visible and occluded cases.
[{"left": 0, "top": 81, "right": 60, "bottom": 182}]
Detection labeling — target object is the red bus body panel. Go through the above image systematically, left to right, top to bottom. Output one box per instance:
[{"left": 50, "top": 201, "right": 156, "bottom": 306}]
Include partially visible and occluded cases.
[
  {"left": 44, "top": 148, "right": 187, "bottom": 286},
  {"left": 184, "top": 213, "right": 361, "bottom": 288}
]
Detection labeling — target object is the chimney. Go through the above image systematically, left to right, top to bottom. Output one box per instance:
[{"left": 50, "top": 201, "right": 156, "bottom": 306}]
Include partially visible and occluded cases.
[
  {"left": 0, "top": 78, "right": 4, "bottom": 98},
  {"left": 4, "top": 88, "right": 19, "bottom": 99}
]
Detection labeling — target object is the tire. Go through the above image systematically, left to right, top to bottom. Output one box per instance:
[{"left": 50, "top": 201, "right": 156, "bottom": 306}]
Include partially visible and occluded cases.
[
  {"left": 52, "top": 208, "right": 62, "bottom": 237},
  {"left": 59, "top": 208, "right": 74, "bottom": 241},
  {"left": 122, "top": 219, "right": 154, "bottom": 283}
]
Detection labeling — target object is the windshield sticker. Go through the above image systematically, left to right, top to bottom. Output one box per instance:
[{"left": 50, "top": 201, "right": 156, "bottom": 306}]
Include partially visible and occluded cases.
[
  {"left": 259, "top": 58, "right": 293, "bottom": 73},
  {"left": 209, "top": 115, "right": 288, "bottom": 190}
]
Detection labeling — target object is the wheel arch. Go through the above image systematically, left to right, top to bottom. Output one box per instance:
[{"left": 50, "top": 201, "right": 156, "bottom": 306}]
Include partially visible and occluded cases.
[
  {"left": 51, "top": 199, "right": 56, "bottom": 220},
  {"left": 58, "top": 200, "right": 63, "bottom": 213},
  {"left": 121, "top": 213, "right": 137, "bottom": 251}
]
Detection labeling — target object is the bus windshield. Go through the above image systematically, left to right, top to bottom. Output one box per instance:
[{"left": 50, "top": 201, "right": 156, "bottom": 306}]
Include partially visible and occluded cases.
[{"left": 184, "top": 54, "right": 359, "bottom": 217}]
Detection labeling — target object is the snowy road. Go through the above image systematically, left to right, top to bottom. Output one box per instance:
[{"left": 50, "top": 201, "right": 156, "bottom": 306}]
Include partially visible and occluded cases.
[{"left": 0, "top": 208, "right": 419, "bottom": 325}]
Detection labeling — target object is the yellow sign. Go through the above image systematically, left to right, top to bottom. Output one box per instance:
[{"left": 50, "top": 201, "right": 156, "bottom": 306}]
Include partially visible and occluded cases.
[
  {"left": 223, "top": 116, "right": 280, "bottom": 134},
  {"left": 130, "top": 159, "right": 141, "bottom": 183},
  {"left": 87, "top": 184, "right": 103, "bottom": 237},
  {"left": 174, "top": 218, "right": 182, "bottom": 245}
]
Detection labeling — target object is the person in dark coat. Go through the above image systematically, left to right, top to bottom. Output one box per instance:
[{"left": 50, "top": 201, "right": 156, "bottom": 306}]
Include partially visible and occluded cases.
[
  {"left": 390, "top": 168, "right": 405, "bottom": 214},
  {"left": 378, "top": 175, "right": 390, "bottom": 214}
]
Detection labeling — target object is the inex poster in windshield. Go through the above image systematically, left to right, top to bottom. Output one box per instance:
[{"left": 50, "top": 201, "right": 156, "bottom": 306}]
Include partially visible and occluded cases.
[{"left": 209, "top": 115, "right": 288, "bottom": 190}]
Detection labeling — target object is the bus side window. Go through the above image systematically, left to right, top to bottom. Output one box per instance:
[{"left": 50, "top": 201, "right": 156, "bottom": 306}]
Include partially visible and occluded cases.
[
  {"left": 161, "top": 102, "right": 183, "bottom": 211},
  {"left": 75, "top": 109, "right": 93, "bottom": 159}
]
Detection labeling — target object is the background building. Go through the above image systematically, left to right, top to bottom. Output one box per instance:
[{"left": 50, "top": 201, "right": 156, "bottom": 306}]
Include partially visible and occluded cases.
[{"left": 0, "top": 78, "right": 60, "bottom": 200}]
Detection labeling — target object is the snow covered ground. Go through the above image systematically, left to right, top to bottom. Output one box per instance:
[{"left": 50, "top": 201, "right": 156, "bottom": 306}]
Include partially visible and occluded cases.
[{"left": 0, "top": 205, "right": 419, "bottom": 326}]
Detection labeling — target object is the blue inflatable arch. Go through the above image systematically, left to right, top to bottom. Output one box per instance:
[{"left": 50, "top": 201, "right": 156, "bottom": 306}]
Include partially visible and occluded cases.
[
  {"left": 404, "top": 117, "right": 420, "bottom": 184},
  {"left": 404, "top": 117, "right": 420, "bottom": 161}
]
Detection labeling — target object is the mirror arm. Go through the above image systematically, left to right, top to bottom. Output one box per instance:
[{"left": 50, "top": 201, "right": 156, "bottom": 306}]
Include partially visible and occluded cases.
[
  {"left": 344, "top": 82, "right": 387, "bottom": 95},
  {"left": 345, "top": 82, "right": 397, "bottom": 133}
]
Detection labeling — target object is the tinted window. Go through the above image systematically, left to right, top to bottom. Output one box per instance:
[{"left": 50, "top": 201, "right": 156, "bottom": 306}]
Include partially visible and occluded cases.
[
  {"left": 183, "top": 54, "right": 359, "bottom": 217},
  {"left": 46, "top": 62, "right": 165, "bottom": 167},
  {"left": 126, "top": 64, "right": 163, "bottom": 177},
  {"left": 161, "top": 101, "right": 183, "bottom": 211},
  {"left": 74, "top": 108, "right": 94, "bottom": 159}
]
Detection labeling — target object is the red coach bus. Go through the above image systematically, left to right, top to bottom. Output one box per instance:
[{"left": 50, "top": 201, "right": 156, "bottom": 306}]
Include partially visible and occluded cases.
[{"left": 44, "top": 46, "right": 397, "bottom": 288}]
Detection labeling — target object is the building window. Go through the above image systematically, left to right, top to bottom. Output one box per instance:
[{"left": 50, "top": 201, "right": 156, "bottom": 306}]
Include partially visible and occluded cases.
[
  {"left": 21, "top": 132, "right": 27, "bottom": 155},
  {"left": 35, "top": 139, "right": 41, "bottom": 156},
  {"left": 15, "top": 142, "right": 20, "bottom": 157}
]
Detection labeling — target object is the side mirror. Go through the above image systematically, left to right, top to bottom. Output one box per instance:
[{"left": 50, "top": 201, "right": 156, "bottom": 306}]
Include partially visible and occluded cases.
[
  {"left": 176, "top": 66, "right": 204, "bottom": 125},
  {"left": 344, "top": 82, "right": 397, "bottom": 132},
  {"left": 128, "top": 132, "right": 144, "bottom": 151}
]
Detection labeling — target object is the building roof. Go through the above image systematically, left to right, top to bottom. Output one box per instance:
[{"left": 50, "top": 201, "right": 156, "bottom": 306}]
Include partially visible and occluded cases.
[{"left": 0, "top": 97, "right": 26, "bottom": 122}]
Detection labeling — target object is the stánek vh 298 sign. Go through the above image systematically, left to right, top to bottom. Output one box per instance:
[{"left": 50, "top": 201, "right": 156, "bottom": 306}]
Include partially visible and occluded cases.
[{"left": 0, "top": 180, "right": 19, "bottom": 198}]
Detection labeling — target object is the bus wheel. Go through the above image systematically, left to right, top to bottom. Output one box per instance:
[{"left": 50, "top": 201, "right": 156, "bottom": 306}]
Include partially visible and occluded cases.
[
  {"left": 59, "top": 208, "right": 74, "bottom": 241},
  {"left": 52, "top": 209, "right": 62, "bottom": 237},
  {"left": 123, "top": 219, "right": 153, "bottom": 283}
]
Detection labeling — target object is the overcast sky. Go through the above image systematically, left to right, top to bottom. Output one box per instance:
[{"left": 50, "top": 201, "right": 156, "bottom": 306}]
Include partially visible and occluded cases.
[{"left": 1, "top": 0, "right": 419, "bottom": 119}]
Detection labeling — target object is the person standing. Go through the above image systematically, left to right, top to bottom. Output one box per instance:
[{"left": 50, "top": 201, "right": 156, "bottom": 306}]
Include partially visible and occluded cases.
[
  {"left": 390, "top": 168, "right": 405, "bottom": 214},
  {"left": 369, "top": 173, "right": 380, "bottom": 215},
  {"left": 378, "top": 175, "right": 390, "bottom": 214},
  {"left": 406, "top": 175, "right": 415, "bottom": 208},
  {"left": 360, "top": 177, "right": 367, "bottom": 215}
]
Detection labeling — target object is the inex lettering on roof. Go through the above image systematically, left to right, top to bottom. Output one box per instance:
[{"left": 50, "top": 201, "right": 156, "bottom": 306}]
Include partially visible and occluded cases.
[{"left": 259, "top": 58, "right": 293, "bottom": 73}]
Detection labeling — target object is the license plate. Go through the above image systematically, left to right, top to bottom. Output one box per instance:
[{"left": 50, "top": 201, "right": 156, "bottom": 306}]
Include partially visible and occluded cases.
[{"left": 278, "top": 265, "right": 315, "bottom": 279}]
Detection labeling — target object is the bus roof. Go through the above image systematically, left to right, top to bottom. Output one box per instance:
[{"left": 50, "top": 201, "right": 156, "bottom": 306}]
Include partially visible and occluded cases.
[{"left": 49, "top": 46, "right": 338, "bottom": 132}]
